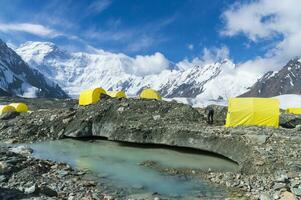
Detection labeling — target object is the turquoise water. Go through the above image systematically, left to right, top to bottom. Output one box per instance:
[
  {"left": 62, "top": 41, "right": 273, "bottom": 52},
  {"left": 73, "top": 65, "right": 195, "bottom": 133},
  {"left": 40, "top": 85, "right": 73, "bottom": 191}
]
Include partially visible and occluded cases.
[{"left": 29, "top": 139, "right": 237, "bottom": 199}]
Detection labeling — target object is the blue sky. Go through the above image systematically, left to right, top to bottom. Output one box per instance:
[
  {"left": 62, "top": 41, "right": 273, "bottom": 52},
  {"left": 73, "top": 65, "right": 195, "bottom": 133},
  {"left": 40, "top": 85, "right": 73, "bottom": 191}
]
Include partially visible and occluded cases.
[{"left": 0, "top": 0, "right": 300, "bottom": 69}]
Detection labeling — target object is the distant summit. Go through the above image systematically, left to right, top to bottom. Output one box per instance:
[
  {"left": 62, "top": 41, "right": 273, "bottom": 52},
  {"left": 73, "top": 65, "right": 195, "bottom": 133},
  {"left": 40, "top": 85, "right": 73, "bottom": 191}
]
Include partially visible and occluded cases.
[
  {"left": 0, "top": 39, "right": 68, "bottom": 98},
  {"left": 241, "top": 58, "right": 301, "bottom": 97}
]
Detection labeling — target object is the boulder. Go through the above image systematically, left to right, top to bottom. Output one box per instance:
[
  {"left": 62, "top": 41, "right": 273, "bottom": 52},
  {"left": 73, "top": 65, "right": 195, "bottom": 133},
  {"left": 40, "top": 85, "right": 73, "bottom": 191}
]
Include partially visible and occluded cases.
[
  {"left": 279, "top": 113, "right": 301, "bottom": 128},
  {"left": 280, "top": 191, "right": 297, "bottom": 200}
]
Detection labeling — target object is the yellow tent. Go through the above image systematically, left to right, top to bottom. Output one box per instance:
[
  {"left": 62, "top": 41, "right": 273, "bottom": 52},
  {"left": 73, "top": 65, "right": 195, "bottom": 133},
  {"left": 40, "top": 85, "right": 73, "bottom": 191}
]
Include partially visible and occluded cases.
[
  {"left": 79, "top": 87, "right": 106, "bottom": 106},
  {"left": 139, "top": 88, "right": 162, "bottom": 100},
  {"left": 107, "top": 91, "right": 127, "bottom": 98},
  {"left": 225, "top": 98, "right": 279, "bottom": 128},
  {"left": 9, "top": 103, "right": 28, "bottom": 112},
  {"left": 0, "top": 105, "right": 16, "bottom": 114},
  {"left": 286, "top": 108, "right": 301, "bottom": 115}
]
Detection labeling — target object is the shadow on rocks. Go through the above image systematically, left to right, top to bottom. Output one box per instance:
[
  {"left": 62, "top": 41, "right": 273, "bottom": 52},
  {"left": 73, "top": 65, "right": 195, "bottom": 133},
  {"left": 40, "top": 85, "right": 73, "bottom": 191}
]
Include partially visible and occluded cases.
[{"left": 0, "top": 187, "right": 34, "bottom": 200}]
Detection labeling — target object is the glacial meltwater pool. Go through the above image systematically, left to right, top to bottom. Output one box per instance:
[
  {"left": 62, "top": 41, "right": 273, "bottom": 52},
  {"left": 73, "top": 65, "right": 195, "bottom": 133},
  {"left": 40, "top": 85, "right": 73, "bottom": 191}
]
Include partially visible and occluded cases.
[{"left": 28, "top": 139, "right": 238, "bottom": 199}]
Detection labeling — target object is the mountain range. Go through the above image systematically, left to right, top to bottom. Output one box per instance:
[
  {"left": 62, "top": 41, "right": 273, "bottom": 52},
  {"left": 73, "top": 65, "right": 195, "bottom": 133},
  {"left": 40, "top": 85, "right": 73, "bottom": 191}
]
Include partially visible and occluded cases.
[
  {"left": 1, "top": 39, "right": 301, "bottom": 103},
  {"left": 0, "top": 40, "right": 67, "bottom": 98},
  {"left": 15, "top": 41, "right": 257, "bottom": 101},
  {"left": 241, "top": 58, "right": 301, "bottom": 97}
]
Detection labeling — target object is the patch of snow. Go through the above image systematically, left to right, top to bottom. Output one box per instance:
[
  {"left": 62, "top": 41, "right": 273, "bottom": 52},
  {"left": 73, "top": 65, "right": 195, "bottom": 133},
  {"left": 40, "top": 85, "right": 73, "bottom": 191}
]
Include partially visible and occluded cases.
[
  {"left": 21, "top": 83, "right": 38, "bottom": 98},
  {"left": 273, "top": 94, "right": 301, "bottom": 109}
]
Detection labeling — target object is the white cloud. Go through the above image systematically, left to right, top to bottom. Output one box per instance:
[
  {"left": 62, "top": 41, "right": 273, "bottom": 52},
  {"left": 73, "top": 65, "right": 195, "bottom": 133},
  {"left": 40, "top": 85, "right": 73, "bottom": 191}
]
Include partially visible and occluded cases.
[
  {"left": 222, "top": 0, "right": 301, "bottom": 72},
  {"left": 0, "top": 23, "right": 60, "bottom": 37},
  {"left": 132, "top": 52, "right": 171, "bottom": 76}
]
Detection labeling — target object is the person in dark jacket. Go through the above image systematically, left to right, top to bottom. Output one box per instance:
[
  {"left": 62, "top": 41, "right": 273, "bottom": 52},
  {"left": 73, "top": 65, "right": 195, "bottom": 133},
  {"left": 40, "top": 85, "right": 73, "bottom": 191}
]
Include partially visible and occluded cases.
[{"left": 206, "top": 106, "right": 214, "bottom": 125}]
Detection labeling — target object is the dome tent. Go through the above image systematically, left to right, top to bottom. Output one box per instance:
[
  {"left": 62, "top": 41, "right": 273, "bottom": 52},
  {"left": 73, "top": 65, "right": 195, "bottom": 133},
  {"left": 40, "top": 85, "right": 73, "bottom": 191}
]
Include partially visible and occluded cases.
[
  {"left": 79, "top": 87, "right": 107, "bottom": 106},
  {"left": 139, "top": 88, "right": 162, "bottom": 100},
  {"left": 107, "top": 91, "right": 127, "bottom": 98},
  {"left": 9, "top": 103, "right": 28, "bottom": 112},
  {"left": 0, "top": 105, "right": 16, "bottom": 114},
  {"left": 286, "top": 108, "right": 301, "bottom": 114}
]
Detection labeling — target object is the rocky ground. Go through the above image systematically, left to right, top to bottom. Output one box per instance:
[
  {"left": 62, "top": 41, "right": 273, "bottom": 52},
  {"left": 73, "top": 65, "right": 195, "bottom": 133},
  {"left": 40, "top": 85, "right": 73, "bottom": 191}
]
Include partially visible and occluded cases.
[
  {"left": 0, "top": 97, "right": 301, "bottom": 199},
  {"left": 0, "top": 145, "right": 115, "bottom": 200}
]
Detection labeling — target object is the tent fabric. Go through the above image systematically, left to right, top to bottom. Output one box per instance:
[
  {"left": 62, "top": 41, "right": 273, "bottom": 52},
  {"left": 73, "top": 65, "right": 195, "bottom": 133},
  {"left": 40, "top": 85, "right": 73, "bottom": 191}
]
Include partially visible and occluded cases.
[
  {"left": 79, "top": 88, "right": 106, "bottom": 106},
  {"left": 139, "top": 88, "right": 162, "bottom": 100},
  {"left": 107, "top": 91, "right": 127, "bottom": 98},
  {"left": 225, "top": 98, "right": 280, "bottom": 128},
  {"left": 9, "top": 103, "right": 28, "bottom": 112},
  {"left": 0, "top": 105, "right": 16, "bottom": 114},
  {"left": 286, "top": 108, "right": 301, "bottom": 114}
]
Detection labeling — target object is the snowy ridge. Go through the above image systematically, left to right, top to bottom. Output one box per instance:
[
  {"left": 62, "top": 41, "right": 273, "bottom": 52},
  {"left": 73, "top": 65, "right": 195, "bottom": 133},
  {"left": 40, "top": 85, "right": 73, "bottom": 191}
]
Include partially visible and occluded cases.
[
  {"left": 0, "top": 39, "right": 68, "bottom": 98},
  {"left": 16, "top": 41, "right": 259, "bottom": 100},
  {"left": 241, "top": 58, "right": 301, "bottom": 97}
]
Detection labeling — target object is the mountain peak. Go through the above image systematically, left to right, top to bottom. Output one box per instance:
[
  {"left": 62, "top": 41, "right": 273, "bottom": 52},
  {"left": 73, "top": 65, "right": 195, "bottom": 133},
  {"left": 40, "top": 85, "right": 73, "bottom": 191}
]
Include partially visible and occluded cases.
[
  {"left": 0, "top": 39, "right": 7, "bottom": 48},
  {"left": 0, "top": 40, "right": 68, "bottom": 98},
  {"left": 17, "top": 41, "right": 70, "bottom": 63},
  {"left": 18, "top": 41, "right": 58, "bottom": 54},
  {"left": 241, "top": 59, "right": 301, "bottom": 97}
]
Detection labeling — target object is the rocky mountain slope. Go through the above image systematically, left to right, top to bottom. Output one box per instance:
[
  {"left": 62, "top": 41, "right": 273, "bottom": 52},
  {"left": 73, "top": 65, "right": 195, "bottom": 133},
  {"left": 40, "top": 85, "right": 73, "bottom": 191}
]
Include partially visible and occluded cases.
[
  {"left": 0, "top": 40, "right": 68, "bottom": 98},
  {"left": 16, "top": 41, "right": 257, "bottom": 100},
  {"left": 241, "top": 58, "right": 301, "bottom": 97}
]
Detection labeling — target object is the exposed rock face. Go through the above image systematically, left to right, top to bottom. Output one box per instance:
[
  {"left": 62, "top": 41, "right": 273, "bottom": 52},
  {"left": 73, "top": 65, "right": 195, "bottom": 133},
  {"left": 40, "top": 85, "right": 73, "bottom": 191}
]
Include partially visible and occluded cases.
[
  {"left": 0, "top": 39, "right": 68, "bottom": 98},
  {"left": 242, "top": 58, "right": 301, "bottom": 97}
]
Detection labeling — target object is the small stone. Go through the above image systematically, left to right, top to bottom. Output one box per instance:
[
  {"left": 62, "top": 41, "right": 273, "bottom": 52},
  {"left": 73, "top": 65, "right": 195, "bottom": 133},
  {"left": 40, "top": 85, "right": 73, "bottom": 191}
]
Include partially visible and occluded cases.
[
  {"left": 117, "top": 107, "right": 125, "bottom": 112},
  {"left": 50, "top": 115, "right": 57, "bottom": 121},
  {"left": 152, "top": 115, "right": 161, "bottom": 120},
  {"left": 246, "top": 134, "right": 267, "bottom": 144},
  {"left": 4, "top": 139, "right": 18, "bottom": 144},
  {"left": 0, "top": 161, "right": 8, "bottom": 173},
  {"left": 57, "top": 170, "right": 69, "bottom": 177},
  {"left": 276, "top": 174, "right": 289, "bottom": 183},
  {"left": 83, "top": 181, "right": 96, "bottom": 187},
  {"left": 273, "top": 183, "right": 287, "bottom": 190},
  {"left": 24, "top": 184, "right": 37, "bottom": 194},
  {"left": 39, "top": 186, "right": 58, "bottom": 197},
  {"left": 291, "top": 187, "right": 301, "bottom": 196},
  {"left": 273, "top": 191, "right": 281, "bottom": 199},
  {"left": 280, "top": 191, "right": 297, "bottom": 200},
  {"left": 259, "top": 193, "right": 271, "bottom": 200},
  {"left": 68, "top": 195, "right": 75, "bottom": 200},
  {"left": 104, "top": 195, "right": 114, "bottom": 200}
]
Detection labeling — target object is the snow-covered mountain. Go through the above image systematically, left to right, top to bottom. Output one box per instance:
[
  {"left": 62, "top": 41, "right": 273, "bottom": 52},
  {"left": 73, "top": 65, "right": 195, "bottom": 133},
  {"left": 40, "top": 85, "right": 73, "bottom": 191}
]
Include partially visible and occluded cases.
[
  {"left": 0, "top": 39, "right": 68, "bottom": 98},
  {"left": 16, "top": 41, "right": 258, "bottom": 100},
  {"left": 241, "top": 58, "right": 301, "bottom": 97}
]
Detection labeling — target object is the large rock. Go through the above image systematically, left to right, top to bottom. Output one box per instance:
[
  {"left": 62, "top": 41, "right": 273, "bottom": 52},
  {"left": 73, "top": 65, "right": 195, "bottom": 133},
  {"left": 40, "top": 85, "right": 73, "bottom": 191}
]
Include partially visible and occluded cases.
[{"left": 279, "top": 113, "right": 301, "bottom": 128}]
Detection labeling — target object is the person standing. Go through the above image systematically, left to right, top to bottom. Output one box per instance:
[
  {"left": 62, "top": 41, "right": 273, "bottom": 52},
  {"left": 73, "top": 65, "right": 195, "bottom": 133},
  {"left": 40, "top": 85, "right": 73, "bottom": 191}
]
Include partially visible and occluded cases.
[{"left": 206, "top": 106, "right": 214, "bottom": 125}]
